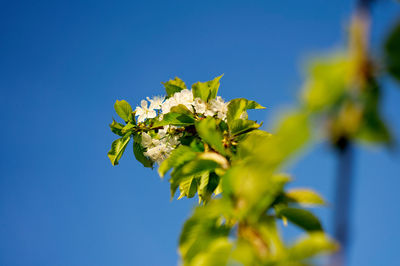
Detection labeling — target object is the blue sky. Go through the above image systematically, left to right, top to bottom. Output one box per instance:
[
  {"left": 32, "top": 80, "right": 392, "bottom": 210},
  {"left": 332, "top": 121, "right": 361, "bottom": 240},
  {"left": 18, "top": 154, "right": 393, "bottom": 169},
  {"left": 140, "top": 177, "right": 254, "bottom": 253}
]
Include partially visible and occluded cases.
[{"left": 1, "top": 1, "right": 399, "bottom": 265}]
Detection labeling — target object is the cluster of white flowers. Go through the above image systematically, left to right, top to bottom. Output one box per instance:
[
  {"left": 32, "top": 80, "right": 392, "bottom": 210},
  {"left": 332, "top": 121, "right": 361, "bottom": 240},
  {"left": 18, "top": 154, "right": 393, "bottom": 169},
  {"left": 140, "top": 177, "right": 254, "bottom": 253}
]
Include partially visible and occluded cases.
[
  {"left": 134, "top": 89, "right": 229, "bottom": 164},
  {"left": 135, "top": 90, "right": 229, "bottom": 122},
  {"left": 141, "top": 127, "right": 181, "bottom": 164}
]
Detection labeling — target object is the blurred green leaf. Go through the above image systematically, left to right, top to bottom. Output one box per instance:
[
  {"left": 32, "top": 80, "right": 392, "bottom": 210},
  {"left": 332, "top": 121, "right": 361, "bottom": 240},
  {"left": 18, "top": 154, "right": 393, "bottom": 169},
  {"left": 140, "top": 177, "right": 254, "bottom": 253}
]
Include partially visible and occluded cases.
[
  {"left": 385, "top": 21, "right": 400, "bottom": 83},
  {"left": 301, "top": 56, "right": 351, "bottom": 111},
  {"left": 192, "top": 75, "right": 223, "bottom": 102},
  {"left": 162, "top": 77, "right": 187, "bottom": 97},
  {"left": 227, "top": 98, "right": 265, "bottom": 126},
  {"left": 114, "top": 100, "right": 133, "bottom": 122},
  {"left": 195, "top": 117, "right": 226, "bottom": 155},
  {"left": 108, "top": 134, "right": 131, "bottom": 166},
  {"left": 133, "top": 134, "right": 153, "bottom": 168},
  {"left": 158, "top": 145, "right": 197, "bottom": 177},
  {"left": 285, "top": 189, "right": 326, "bottom": 206},
  {"left": 179, "top": 203, "right": 231, "bottom": 265},
  {"left": 276, "top": 207, "right": 322, "bottom": 232},
  {"left": 287, "top": 232, "right": 338, "bottom": 261},
  {"left": 189, "top": 238, "right": 232, "bottom": 266}
]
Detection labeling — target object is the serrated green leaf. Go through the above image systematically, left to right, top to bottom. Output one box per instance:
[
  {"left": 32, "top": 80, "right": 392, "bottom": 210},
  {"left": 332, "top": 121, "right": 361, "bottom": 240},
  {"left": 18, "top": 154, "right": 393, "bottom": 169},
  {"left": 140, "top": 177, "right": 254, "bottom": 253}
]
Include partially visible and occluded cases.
[
  {"left": 385, "top": 21, "right": 400, "bottom": 83},
  {"left": 192, "top": 75, "right": 223, "bottom": 102},
  {"left": 162, "top": 77, "right": 187, "bottom": 97},
  {"left": 226, "top": 98, "right": 265, "bottom": 126},
  {"left": 114, "top": 100, "right": 133, "bottom": 122},
  {"left": 152, "top": 112, "right": 195, "bottom": 128},
  {"left": 195, "top": 117, "right": 226, "bottom": 156},
  {"left": 109, "top": 119, "right": 125, "bottom": 136},
  {"left": 230, "top": 119, "right": 261, "bottom": 136},
  {"left": 108, "top": 134, "right": 131, "bottom": 166},
  {"left": 132, "top": 134, "right": 153, "bottom": 168},
  {"left": 158, "top": 145, "right": 197, "bottom": 177},
  {"left": 198, "top": 172, "right": 220, "bottom": 203},
  {"left": 178, "top": 176, "right": 198, "bottom": 199},
  {"left": 285, "top": 189, "right": 326, "bottom": 206},
  {"left": 276, "top": 207, "right": 322, "bottom": 232},
  {"left": 287, "top": 232, "right": 338, "bottom": 261}
]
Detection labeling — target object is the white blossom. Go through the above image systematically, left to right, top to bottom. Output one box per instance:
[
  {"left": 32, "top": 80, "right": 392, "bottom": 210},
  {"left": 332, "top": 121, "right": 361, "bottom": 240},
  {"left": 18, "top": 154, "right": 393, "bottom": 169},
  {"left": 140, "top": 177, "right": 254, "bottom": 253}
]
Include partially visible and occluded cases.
[
  {"left": 161, "top": 89, "right": 194, "bottom": 114},
  {"left": 147, "top": 96, "right": 164, "bottom": 110},
  {"left": 210, "top": 96, "right": 228, "bottom": 120},
  {"left": 194, "top": 98, "right": 207, "bottom": 114},
  {"left": 135, "top": 99, "right": 157, "bottom": 122},
  {"left": 142, "top": 126, "right": 182, "bottom": 164},
  {"left": 141, "top": 132, "right": 153, "bottom": 148}
]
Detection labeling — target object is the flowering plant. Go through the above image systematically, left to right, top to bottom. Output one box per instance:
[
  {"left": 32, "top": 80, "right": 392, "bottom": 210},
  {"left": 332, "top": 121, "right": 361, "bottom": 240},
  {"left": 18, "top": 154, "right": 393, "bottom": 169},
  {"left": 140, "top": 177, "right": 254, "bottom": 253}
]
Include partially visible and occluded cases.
[{"left": 108, "top": 76, "right": 336, "bottom": 265}]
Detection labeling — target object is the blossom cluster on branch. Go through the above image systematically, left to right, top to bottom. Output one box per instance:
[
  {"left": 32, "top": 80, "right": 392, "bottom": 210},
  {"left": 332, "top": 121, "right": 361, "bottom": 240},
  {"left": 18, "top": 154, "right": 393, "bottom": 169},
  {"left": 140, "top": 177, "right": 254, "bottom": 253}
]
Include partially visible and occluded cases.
[{"left": 107, "top": 76, "right": 337, "bottom": 265}]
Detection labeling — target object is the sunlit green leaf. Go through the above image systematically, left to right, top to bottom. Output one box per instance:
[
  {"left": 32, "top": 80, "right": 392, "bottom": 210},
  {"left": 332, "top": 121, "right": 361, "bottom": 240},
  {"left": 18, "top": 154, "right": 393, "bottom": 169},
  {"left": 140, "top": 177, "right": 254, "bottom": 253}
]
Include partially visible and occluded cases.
[
  {"left": 192, "top": 75, "right": 223, "bottom": 101},
  {"left": 162, "top": 77, "right": 187, "bottom": 97},
  {"left": 227, "top": 98, "right": 265, "bottom": 126},
  {"left": 114, "top": 100, "right": 133, "bottom": 122},
  {"left": 152, "top": 112, "right": 195, "bottom": 127},
  {"left": 195, "top": 117, "right": 226, "bottom": 155},
  {"left": 109, "top": 119, "right": 125, "bottom": 136},
  {"left": 230, "top": 119, "right": 261, "bottom": 136},
  {"left": 108, "top": 134, "right": 131, "bottom": 166},
  {"left": 178, "top": 176, "right": 198, "bottom": 199},
  {"left": 285, "top": 189, "right": 326, "bottom": 206},
  {"left": 287, "top": 232, "right": 338, "bottom": 261}
]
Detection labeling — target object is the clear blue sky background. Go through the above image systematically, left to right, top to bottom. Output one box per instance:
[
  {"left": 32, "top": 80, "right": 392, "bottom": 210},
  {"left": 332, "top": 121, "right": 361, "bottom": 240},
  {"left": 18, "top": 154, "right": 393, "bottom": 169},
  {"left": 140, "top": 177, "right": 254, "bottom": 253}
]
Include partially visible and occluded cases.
[{"left": 1, "top": 1, "right": 399, "bottom": 265}]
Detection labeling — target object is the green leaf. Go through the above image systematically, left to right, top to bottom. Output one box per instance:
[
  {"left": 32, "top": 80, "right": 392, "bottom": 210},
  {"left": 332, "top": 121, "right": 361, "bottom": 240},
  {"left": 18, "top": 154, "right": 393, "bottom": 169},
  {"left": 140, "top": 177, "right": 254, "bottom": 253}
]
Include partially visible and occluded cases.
[
  {"left": 385, "top": 20, "right": 400, "bottom": 83},
  {"left": 301, "top": 55, "right": 351, "bottom": 111},
  {"left": 192, "top": 75, "right": 223, "bottom": 102},
  {"left": 162, "top": 77, "right": 187, "bottom": 97},
  {"left": 227, "top": 98, "right": 265, "bottom": 126},
  {"left": 114, "top": 100, "right": 133, "bottom": 122},
  {"left": 170, "top": 104, "right": 193, "bottom": 116},
  {"left": 152, "top": 112, "right": 195, "bottom": 128},
  {"left": 195, "top": 117, "right": 226, "bottom": 155},
  {"left": 109, "top": 119, "right": 125, "bottom": 136},
  {"left": 230, "top": 119, "right": 261, "bottom": 136},
  {"left": 121, "top": 123, "right": 135, "bottom": 134},
  {"left": 107, "top": 134, "right": 131, "bottom": 166},
  {"left": 133, "top": 134, "right": 153, "bottom": 168},
  {"left": 158, "top": 145, "right": 197, "bottom": 177},
  {"left": 171, "top": 157, "right": 220, "bottom": 179},
  {"left": 198, "top": 172, "right": 220, "bottom": 203},
  {"left": 178, "top": 176, "right": 198, "bottom": 199},
  {"left": 285, "top": 189, "right": 326, "bottom": 206},
  {"left": 179, "top": 203, "right": 231, "bottom": 264},
  {"left": 276, "top": 207, "right": 322, "bottom": 232},
  {"left": 288, "top": 232, "right": 338, "bottom": 261},
  {"left": 189, "top": 238, "right": 232, "bottom": 266}
]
